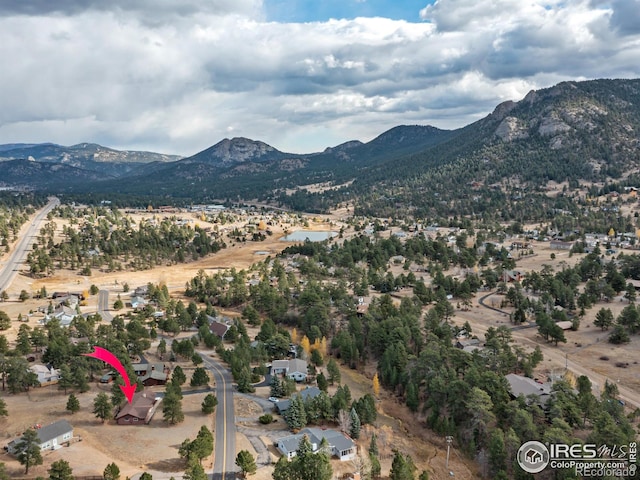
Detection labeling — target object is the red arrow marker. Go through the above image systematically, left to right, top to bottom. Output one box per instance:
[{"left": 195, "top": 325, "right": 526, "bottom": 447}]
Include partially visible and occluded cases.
[{"left": 84, "top": 346, "right": 136, "bottom": 404}]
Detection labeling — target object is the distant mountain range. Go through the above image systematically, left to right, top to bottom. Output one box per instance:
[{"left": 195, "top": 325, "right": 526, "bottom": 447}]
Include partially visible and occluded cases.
[{"left": 3, "top": 78, "right": 640, "bottom": 217}]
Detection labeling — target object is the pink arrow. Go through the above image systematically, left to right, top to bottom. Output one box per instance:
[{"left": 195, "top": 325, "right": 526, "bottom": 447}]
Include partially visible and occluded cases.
[{"left": 84, "top": 346, "right": 136, "bottom": 404}]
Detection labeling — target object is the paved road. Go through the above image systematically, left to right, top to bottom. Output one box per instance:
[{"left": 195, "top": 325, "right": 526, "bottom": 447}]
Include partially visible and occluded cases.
[
  {"left": 0, "top": 197, "right": 59, "bottom": 293},
  {"left": 97, "top": 289, "right": 113, "bottom": 322},
  {"left": 201, "top": 355, "right": 236, "bottom": 480}
]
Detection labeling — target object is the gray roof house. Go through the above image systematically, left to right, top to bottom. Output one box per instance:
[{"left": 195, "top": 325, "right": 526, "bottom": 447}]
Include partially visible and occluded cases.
[
  {"left": 271, "top": 358, "right": 308, "bottom": 382},
  {"left": 505, "top": 374, "right": 552, "bottom": 404},
  {"left": 276, "top": 386, "right": 323, "bottom": 414},
  {"left": 7, "top": 420, "right": 74, "bottom": 454},
  {"left": 276, "top": 427, "right": 356, "bottom": 461}
]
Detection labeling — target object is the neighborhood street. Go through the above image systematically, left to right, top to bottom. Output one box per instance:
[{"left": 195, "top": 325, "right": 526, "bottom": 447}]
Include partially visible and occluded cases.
[
  {"left": 0, "top": 197, "right": 59, "bottom": 293},
  {"left": 97, "top": 289, "right": 113, "bottom": 322},
  {"left": 201, "top": 354, "right": 236, "bottom": 480}
]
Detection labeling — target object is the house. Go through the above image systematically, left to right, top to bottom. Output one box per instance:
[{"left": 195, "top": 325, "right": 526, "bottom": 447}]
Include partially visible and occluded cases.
[
  {"left": 550, "top": 240, "right": 574, "bottom": 250},
  {"left": 129, "top": 296, "right": 147, "bottom": 309},
  {"left": 45, "top": 305, "right": 77, "bottom": 327},
  {"left": 207, "top": 315, "right": 231, "bottom": 339},
  {"left": 555, "top": 321, "right": 573, "bottom": 331},
  {"left": 455, "top": 338, "right": 481, "bottom": 349},
  {"left": 271, "top": 359, "right": 308, "bottom": 382},
  {"left": 132, "top": 362, "right": 169, "bottom": 386},
  {"left": 30, "top": 364, "right": 60, "bottom": 386},
  {"left": 505, "top": 374, "right": 552, "bottom": 403},
  {"left": 276, "top": 386, "right": 322, "bottom": 414},
  {"left": 116, "top": 392, "right": 161, "bottom": 425},
  {"left": 6, "top": 420, "right": 73, "bottom": 453},
  {"left": 276, "top": 427, "right": 356, "bottom": 461}
]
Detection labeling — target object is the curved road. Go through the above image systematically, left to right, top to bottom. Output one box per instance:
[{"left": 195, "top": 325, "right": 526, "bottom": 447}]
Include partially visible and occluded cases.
[
  {"left": 0, "top": 197, "right": 59, "bottom": 293},
  {"left": 201, "top": 355, "right": 236, "bottom": 480}
]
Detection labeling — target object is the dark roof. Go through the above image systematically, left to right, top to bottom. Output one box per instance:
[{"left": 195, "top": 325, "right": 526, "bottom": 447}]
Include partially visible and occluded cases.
[
  {"left": 207, "top": 315, "right": 231, "bottom": 338},
  {"left": 116, "top": 392, "right": 156, "bottom": 420},
  {"left": 37, "top": 420, "right": 73, "bottom": 444}
]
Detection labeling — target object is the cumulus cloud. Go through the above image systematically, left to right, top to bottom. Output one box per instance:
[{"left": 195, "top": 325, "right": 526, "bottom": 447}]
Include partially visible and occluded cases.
[{"left": 0, "top": 0, "right": 638, "bottom": 154}]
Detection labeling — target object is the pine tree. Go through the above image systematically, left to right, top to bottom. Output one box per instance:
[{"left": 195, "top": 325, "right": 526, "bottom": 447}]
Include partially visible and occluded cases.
[
  {"left": 326, "top": 358, "right": 341, "bottom": 385},
  {"left": 172, "top": 365, "right": 186, "bottom": 385},
  {"left": 190, "top": 367, "right": 209, "bottom": 387},
  {"left": 163, "top": 390, "right": 185, "bottom": 424},
  {"left": 93, "top": 392, "right": 112, "bottom": 423},
  {"left": 66, "top": 393, "right": 80, "bottom": 414},
  {"left": 201, "top": 393, "right": 218, "bottom": 414},
  {"left": 284, "top": 394, "right": 307, "bottom": 430},
  {"left": 0, "top": 397, "right": 7, "bottom": 417},
  {"left": 349, "top": 407, "right": 361, "bottom": 439},
  {"left": 15, "top": 428, "right": 43, "bottom": 474},
  {"left": 235, "top": 450, "right": 257, "bottom": 477},
  {"left": 48, "top": 459, "right": 73, "bottom": 480},
  {"left": 103, "top": 462, "right": 121, "bottom": 480}
]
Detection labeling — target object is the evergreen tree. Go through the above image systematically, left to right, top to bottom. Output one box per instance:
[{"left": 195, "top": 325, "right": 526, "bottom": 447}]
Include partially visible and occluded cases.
[
  {"left": 326, "top": 358, "right": 341, "bottom": 385},
  {"left": 57, "top": 364, "right": 74, "bottom": 394},
  {"left": 172, "top": 365, "right": 186, "bottom": 385},
  {"left": 190, "top": 367, "right": 209, "bottom": 387},
  {"left": 316, "top": 372, "right": 328, "bottom": 392},
  {"left": 163, "top": 390, "right": 185, "bottom": 424},
  {"left": 93, "top": 392, "right": 112, "bottom": 423},
  {"left": 66, "top": 393, "right": 80, "bottom": 414},
  {"left": 201, "top": 393, "right": 218, "bottom": 414},
  {"left": 284, "top": 394, "right": 307, "bottom": 430},
  {"left": 0, "top": 397, "right": 7, "bottom": 417},
  {"left": 349, "top": 407, "right": 361, "bottom": 439},
  {"left": 15, "top": 428, "right": 43, "bottom": 474},
  {"left": 235, "top": 450, "right": 257, "bottom": 477},
  {"left": 389, "top": 450, "right": 416, "bottom": 480},
  {"left": 183, "top": 455, "right": 207, "bottom": 480},
  {"left": 48, "top": 459, "right": 73, "bottom": 480},
  {"left": 0, "top": 462, "right": 9, "bottom": 480},
  {"left": 103, "top": 462, "right": 120, "bottom": 480},
  {"left": 139, "top": 473, "right": 153, "bottom": 480}
]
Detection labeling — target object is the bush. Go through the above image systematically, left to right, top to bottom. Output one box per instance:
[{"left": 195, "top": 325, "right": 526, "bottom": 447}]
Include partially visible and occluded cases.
[{"left": 259, "top": 414, "right": 273, "bottom": 424}]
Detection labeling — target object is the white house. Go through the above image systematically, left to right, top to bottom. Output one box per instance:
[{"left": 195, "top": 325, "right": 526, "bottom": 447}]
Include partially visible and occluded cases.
[
  {"left": 271, "top": 359, "right": 308, "bottom": 382},
  {"left": 30, "top": 364, "right": 60, "bottom": 386},
  {"left": 7, "top": 420, "right": 74, "bottom": 453},
  {"left": 276, "top": 428, "right": 356, "bottom": 461}
]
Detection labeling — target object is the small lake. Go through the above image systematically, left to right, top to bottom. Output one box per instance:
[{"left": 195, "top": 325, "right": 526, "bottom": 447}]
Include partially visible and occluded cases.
[{"left": 281, "top": 230, "right": 337, "bottom": 242}]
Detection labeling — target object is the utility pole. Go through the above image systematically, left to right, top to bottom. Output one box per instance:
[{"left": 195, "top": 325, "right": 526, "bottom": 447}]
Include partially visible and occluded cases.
[{"left": 446, "top": 435, "right": 453, "bottom": 469}]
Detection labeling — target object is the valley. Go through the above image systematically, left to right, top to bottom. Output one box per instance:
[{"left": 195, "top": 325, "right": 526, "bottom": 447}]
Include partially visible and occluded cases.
[{"left": 1, "top": 192, "right": 640, "bottom": 480}]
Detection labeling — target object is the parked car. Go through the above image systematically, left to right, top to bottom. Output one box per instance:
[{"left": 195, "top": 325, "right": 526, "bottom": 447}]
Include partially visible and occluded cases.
[{"left": 268, "top": 397, "right": 279, "bottom": 403}]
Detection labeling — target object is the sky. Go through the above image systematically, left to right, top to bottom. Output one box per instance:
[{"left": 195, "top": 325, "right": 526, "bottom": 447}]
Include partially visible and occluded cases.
[{"left": 0, "top": 0, "right": 639, "bottom": 156}]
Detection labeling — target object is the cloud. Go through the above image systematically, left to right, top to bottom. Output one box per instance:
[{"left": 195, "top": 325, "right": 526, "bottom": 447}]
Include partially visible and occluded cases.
[
  {"left": 0, "top": 0, "right": 263, "bottom": 23},
  {"left": 0, "top": 1, "right": 638, "bottom": 154}
]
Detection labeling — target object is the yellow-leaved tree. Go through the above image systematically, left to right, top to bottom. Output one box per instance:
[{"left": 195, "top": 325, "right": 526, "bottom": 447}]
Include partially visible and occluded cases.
[{"left": 372, "top": 373, "right": 380, "bottom": 397}]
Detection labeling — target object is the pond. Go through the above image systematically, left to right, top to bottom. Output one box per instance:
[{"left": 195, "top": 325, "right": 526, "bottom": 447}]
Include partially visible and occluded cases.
[{"left": 281, "top": 230, "right": 337, "bottom": 242}]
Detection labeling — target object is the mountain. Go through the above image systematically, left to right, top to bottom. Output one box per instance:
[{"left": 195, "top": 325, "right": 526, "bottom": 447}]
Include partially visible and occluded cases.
[
  {"left": 3, "top": 78, "right": 640, "bottom": 219},
  {"left": 183, "top": 137, "right": 300, "bottom": 167},
  {"left": 0, "top": 142, "right": 182, "bottom": 179},
  {"left": 0, "top": 159, "right": 111, "bottom": 189}
]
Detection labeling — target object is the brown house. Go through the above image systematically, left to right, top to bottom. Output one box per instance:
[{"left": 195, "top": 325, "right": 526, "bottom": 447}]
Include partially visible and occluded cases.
[{"left": 116, "top": 392, "right": 160, "bottom": 425}]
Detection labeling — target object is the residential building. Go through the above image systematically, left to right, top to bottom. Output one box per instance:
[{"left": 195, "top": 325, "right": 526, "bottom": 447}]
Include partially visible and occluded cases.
[
  {"left": 30, "top": 364, "right": 60, "bottom": 386},
  {"left": 116, "top": 392, "right": 161, "bottom": 425},
  {"left": 6, "top": 420, "right": 73, "bottom": 453},
  {"left": 276, "top": 427, "right": 356, "bottom": 461}
]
